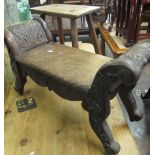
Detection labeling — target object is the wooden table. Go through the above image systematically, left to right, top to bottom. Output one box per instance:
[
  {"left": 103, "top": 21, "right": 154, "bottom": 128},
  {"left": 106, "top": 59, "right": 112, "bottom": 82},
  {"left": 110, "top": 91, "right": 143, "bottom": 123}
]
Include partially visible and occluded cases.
[{"left": 30, "top": 4, "right": 102, "bottom": 54}]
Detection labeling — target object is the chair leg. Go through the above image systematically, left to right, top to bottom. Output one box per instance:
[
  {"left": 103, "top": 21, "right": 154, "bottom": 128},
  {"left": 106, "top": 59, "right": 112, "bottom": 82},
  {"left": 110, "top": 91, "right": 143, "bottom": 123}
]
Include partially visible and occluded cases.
[
  {"left": 13, "top": 64, "right": 27, "bottom": 95},
  {"left": 14, "top": 76, "right": 27, "bottom": 95},
  {"left": 118, "top": 85, "right": 143, "bottom": 121},
  {"left": 89, "top": 113, "right": 120, "bottom": 154}
]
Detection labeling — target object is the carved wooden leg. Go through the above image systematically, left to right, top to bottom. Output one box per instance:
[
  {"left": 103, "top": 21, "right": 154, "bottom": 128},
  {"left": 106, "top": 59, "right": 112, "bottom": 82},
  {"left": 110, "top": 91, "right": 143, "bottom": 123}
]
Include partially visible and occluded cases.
[
  {"left": 13, "top": 63, "right": 27, "bottom": 95},
  {"left": 14, "top": 76, "right": 27, "bottom": 95},
  {"left": 118, "top": 85, "right": 143, "bottom": 121},
  {"left": 141, "top": 88, "right": 150, "bottom": 99},
  {"left": 89, "top": 113, "right": 120, "bottom": 154}
]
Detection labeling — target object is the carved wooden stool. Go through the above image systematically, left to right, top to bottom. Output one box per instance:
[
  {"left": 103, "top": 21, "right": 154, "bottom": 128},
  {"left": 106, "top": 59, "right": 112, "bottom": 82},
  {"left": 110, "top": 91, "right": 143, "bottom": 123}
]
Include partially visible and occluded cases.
[{"left": 4, "top": 17, "right": 150, "bottom": 154}]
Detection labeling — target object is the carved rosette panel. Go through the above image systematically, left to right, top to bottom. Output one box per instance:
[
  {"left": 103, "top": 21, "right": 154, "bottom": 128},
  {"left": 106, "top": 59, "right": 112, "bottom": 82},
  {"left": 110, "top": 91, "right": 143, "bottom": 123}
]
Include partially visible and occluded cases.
[{"left": 8, "top": 20, "right": 48, "bottom": 53}]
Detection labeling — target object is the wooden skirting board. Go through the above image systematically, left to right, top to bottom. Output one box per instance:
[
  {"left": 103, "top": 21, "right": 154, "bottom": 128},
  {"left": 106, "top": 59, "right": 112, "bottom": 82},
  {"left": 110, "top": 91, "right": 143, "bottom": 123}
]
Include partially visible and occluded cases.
[{"left": 5, "top": 77, "right": 140, "bottom": 155}]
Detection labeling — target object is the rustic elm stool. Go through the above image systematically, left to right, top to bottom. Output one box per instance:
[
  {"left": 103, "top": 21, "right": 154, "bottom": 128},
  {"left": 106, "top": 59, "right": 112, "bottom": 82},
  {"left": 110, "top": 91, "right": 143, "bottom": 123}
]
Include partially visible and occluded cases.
[
  {"left": 30, "top": 4, "right": 102, "bottom": 54},
  {"left": 4, "top": 17, "right": 150, "bottom": 154}
]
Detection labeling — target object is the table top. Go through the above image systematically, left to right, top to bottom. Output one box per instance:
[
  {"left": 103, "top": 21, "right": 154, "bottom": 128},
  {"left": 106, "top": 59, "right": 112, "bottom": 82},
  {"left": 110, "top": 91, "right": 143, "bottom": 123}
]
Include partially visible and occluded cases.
[{"left": 30, "top": 4, "right": 100, "bottom": 18}]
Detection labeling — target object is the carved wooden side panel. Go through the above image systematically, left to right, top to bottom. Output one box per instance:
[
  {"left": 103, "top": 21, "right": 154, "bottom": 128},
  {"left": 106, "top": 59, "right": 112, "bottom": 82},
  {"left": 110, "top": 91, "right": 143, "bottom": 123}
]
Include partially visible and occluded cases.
[
  {"left": 8, "top": 20, "right": 48, "bottom": 53},
  {"left": 82, "top": 41, "right": 150, "bottom": 154}
]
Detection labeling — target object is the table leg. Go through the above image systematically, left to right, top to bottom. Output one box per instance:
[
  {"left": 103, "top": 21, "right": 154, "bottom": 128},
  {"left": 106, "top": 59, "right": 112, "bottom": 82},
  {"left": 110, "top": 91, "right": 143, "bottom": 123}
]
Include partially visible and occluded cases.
[
  {"left": 86, "top": 14, "right": 102, "bottom": 55},
  {"left": 57, "top": 17, "right": 64, "bottom": 44},
  {"left": 70, "top": 18, "right": 79, "bottom": 48}
]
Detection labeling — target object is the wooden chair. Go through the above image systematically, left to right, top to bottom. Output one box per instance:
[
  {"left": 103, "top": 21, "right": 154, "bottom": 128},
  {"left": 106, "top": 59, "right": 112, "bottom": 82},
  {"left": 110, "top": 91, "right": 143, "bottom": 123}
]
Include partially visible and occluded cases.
[
  {"left": 90, "top": 0, "right": 117, "bottom": 32},
  {"left": 116, "top": 0, "right": 150, "bottom": 47},
  {"left": 116, "top": 0, "right": 136, "bottom": 46},
  {"left": 135, "top": 0, "right": 150, "bottom": 42},
  {"left": 4, "top": 17, "right": 150, "bottom": 154}
]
